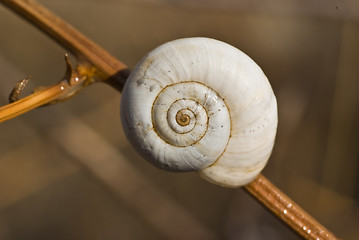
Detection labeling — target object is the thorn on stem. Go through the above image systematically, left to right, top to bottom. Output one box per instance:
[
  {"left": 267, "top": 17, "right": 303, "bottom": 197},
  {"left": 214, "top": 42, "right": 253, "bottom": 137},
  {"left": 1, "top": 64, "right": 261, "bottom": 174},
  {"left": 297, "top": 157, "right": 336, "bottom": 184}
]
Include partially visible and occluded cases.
[
  {"left": 64, "top": 53, "right": 75, "bottom": 85},
  {"left": 9, "top": 76, "right": 30, "bottom": 103}
]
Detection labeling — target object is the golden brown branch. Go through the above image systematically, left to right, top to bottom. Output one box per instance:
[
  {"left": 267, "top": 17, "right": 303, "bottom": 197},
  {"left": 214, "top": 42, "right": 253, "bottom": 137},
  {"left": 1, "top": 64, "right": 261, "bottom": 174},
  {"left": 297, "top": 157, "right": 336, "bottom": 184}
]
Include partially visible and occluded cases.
[
  {"left": 0, "top": 0, "right": 129, "bottom": 123},
  {"left": 1, "top": 0, "right": 127, "bottom": 79},
  {"left": 0, "top": 62, "right": 92, "bottom": 123},
  {"left": 245, "top": 174, "right": 338, "bottom": 240}
]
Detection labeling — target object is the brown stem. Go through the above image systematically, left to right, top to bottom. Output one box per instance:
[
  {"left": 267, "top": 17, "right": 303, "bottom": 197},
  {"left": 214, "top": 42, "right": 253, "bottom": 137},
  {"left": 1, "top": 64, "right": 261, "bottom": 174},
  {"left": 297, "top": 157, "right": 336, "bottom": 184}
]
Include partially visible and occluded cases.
[
  {"left": 0, "top": 0, "right": 129, "bottom": 123},
  {"left": 1, "top": 0, "right": 128, "bottom": 80},
  {"left": 0, "top": 63, "right": 92, "bottom": 123},
  {"left": 0, "top": 80, "right": 71, "bottom": 123},
  {"left": 245, "top": 174, "right": 339, "bottom": 240}
]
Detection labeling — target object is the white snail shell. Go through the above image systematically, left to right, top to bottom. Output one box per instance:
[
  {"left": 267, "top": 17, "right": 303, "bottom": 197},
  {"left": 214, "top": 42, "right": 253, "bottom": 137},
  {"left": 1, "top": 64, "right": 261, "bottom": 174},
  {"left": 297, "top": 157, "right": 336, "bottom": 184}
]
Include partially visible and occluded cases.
[{"left": 120, "top": 37, "right": 277, "bottom": 187}]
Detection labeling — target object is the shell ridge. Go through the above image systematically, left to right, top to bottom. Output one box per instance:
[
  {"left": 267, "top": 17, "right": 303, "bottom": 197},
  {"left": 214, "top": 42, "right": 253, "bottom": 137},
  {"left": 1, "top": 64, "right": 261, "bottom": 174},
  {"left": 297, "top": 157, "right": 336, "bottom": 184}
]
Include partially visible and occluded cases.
[{"left": 120, "top": 37, "right": 278, "bottom": 187}]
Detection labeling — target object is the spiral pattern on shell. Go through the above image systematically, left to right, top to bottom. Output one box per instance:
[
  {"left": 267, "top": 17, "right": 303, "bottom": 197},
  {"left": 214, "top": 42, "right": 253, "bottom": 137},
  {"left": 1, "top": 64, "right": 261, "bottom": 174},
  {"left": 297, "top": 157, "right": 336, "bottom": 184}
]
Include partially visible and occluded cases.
[{"left": 120, "top": 37, "right": 278, "bottom": 187}]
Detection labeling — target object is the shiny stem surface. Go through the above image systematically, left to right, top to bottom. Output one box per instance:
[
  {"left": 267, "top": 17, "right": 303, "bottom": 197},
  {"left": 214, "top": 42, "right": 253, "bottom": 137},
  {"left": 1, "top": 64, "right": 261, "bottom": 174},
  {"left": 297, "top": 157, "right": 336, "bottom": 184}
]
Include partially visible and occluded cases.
[{"left": 245, "top": 174, "right": 339, "bottom": 240}]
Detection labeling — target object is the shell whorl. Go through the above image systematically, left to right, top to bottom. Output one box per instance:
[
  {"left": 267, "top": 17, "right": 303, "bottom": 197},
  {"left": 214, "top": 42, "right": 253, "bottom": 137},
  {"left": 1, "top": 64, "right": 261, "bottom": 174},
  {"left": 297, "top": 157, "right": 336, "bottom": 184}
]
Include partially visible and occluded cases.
[{"left": 120, "top": 37, "right": 278, "bottom": 187}]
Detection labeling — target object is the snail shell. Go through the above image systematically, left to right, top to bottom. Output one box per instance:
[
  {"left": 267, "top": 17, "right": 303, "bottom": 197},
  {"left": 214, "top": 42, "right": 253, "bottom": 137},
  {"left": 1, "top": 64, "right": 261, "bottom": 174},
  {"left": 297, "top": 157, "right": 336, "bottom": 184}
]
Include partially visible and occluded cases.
[{"left": 120, "top": 37, "right": 277, "bottom": 187}]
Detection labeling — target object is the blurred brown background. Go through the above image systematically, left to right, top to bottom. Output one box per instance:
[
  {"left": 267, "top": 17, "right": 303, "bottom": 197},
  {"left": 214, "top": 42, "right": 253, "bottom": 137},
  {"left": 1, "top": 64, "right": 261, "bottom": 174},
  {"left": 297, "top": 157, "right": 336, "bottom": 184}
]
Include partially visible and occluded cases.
[{"left": 0, "top": 0, "right": 358, "bottom": 239}]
